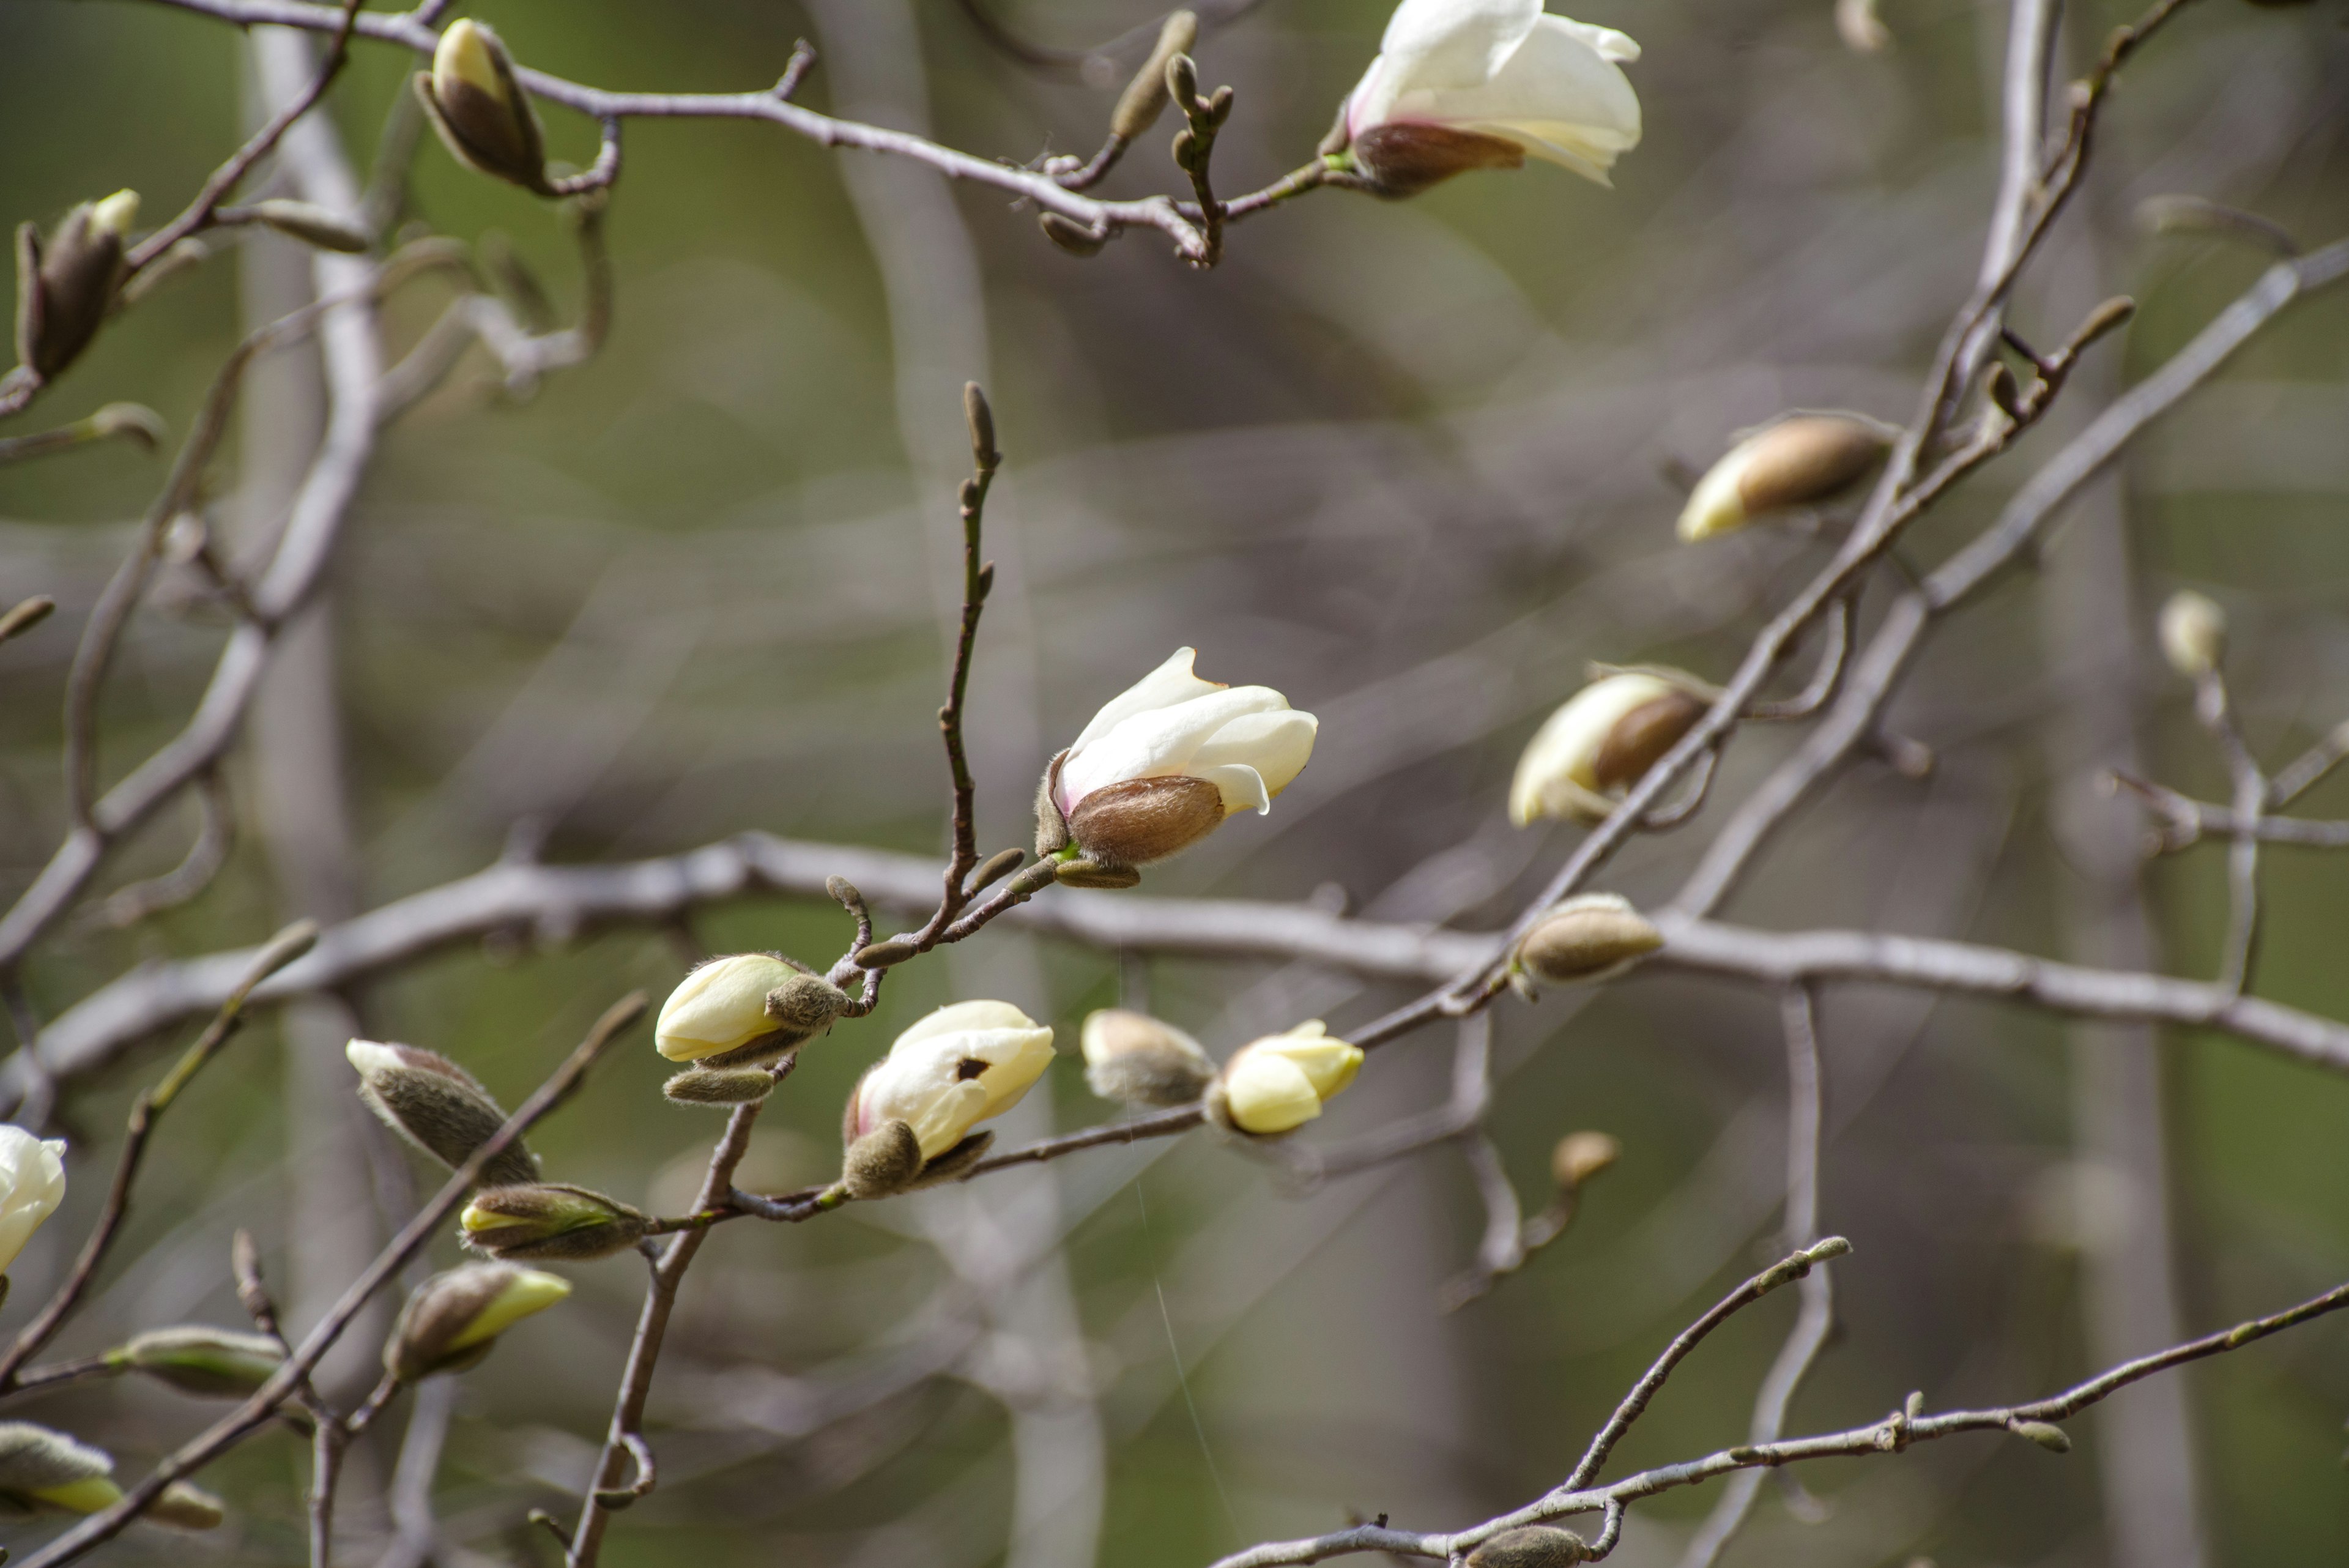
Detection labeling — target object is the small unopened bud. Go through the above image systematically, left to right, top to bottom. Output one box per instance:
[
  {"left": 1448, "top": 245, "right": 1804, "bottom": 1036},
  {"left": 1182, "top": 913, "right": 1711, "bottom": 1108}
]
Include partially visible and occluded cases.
[
  {"left": 1111, "top": 11, "right": 1200, "bottom": 141},
  {"left": 417, "top": 20, "right": 549, "bottom": 193},
  {"left": 1351, "top": 124, "right": 1526, "bottom": 198},
  {"left": 15, "top": 189, "right": 139, "bottom": 381},
  {"left": 239, "top": 198, "right": 373, "bottom": 254},
  {"left": 1039, "top": 212, "right": 1110, "bottom": 256},
  {"left": 964, "top": 381, "right": 998, "bottom": 473},
  {"left": 82, "top": 402, "right": 166, "bottom": 453},
  {"left": 1677, "top": 414, "right": 1894, "bottom": 541},
  {"left": 2158, "top": 590, "right": 2225, "bottom": 678},
  {"left": 0, "top": 595, "right": 56, "bottom": 645},
  {"left": 1511, "top": 672, "right": 1709, "bottom": 827},
  {"left": 1515, "top": 894, "right": 1663, "bottom": 985},
  {"left": 656, "top": 954, "right": 847, "bottom": 1066},
  {"left": 1081, "top": 1008, "right": 1215, "bottom": 1106},
  {"left": 1207, "top": 1022, "right": 1362, "bottom": 1137},
  {"left": 346, "top": 1039, "right": 539, "bottom": 1187},
  {"left": 662, "top": 1066, "right": 776, "bottom": 1106},
  {"left": 840, "top": 1120, "right": 924, "bottom": 1200},
  {"left": 1550, "top": 1131, "right": 1622, "bottom": 1191},
  {"left": 461, "top": 1184, "right": 647, "bottom": 1261},
  {"left": 1804, "top": 1235, "right": 1854, "bottom": 1263},
  {"left": 385, "top": 1263, "right": 571, "bottom": 1382},
  {"left": 113, "top": 1326, "right": 283, "bottom": 1397},
  {"left": 2009, "top": 1419, "right": 2072, "bottom": 1453},
  {"left": 0, "top": 1422, "right": 119, "bottom": 1514},
  {"left": 149, "top": 1480, "right": 226, "bottom": 1530},
  {"left": 1466, "top": 1525, "right": 1591, "bottom": 1567}
]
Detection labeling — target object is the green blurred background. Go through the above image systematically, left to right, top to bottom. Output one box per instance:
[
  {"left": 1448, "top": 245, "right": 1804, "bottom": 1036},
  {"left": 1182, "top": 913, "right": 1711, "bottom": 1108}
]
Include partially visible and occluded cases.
[{"left": 2, "top": 0, "right": 2348, "bottom": 1564}]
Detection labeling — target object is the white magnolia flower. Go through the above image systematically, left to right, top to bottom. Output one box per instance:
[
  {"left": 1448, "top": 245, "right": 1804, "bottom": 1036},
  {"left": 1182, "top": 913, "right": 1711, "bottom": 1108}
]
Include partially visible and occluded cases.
[
  {"left": 1341, "top": 0, "right": 1642, "bottom": 194},
  {"left": 1037, "top": 648, "right": 1318, "bottom": 875},
  {"left": 1509, "top": 671, "right": 1704, "bottom": 826},
  {"left": 654, "top": 954, "right": 845, "bottom": 1063},
  {"left": 845, "top": 1001, "right": 1057, "bottom": 1160},
  {"left": 1213, "top": 1021, "right": 1363, "bottom": 1136},
  {"left": 0, "top": 1127, "right": 66, "bottom": 1276}
]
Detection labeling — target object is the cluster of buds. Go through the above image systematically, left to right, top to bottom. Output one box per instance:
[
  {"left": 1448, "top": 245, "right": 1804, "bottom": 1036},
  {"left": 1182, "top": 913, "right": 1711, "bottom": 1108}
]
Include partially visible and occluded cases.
[
  {"left": 1333, "top": 0, "right": 1642, "bottom": 196},
  {"left": 415, "top": 20, "right": 553, "bottom": 195},
  {"left": 13, "top": 189, "right": 138, "bottom": 384},
  {"left": 1675, "top": 412, "right": 1894, "bottom": 541},
  {"left": 1036, "top": 648, "right": 1318, "bottom": 887},
  {"left": 1510, "top": 669, "right": 1709, "bottom": 827},
  {"left": 1510, "top": 893, "right": 1663, "bottom": 990},
  {"left": 655, "top": 953, "right": 850, "bottom": 1100},
  {"left": 837, "top": 1002, "right": 1057, "bottom": 1199},
  {"left": 1080, "top": 1009, "right": 1217, "bottom": 1107},
  {"left": 1206, "top": 1022, "right": 1362, "bottom": 1137},
  {"left": 345, "top": 1040, "right": 541, "bottom": 1187},
  {"left": 0, "top": 1124, "right": 66, "bottom": 1276},
  {"left": 460, "top": 1183, "right": 648, "bottom": 1262},
  {"left": 384, "top": 1263, "right": 571, "bottom": 1383},
  {"left": 109, "top": 1326, "right": 283, "bottom": 1397},
  {"left": 0, "top": 1423, "right": 221, "bottom": 1528}
]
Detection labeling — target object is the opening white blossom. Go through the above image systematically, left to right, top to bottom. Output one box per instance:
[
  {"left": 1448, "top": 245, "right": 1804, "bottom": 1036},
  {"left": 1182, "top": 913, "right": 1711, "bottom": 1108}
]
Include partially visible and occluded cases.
[
  {"left": 1341, "top": 0, "right": 1642, "bottom": 194},
  {"left": 1037, "top": 648, "right": 1318, "bottom": 875},
  {"left": 1509, "top": 671, "right": 1705, "bottom": 825},
  {"left": 845, "top": 1001, "right": 1057, "bottom": 1160},
  {"left": 1213, "top": 1021, "right": 1364, "bottom": 1136},
  {"left": 0, "top": 1126, "right": 67, "bottom": 1277}
]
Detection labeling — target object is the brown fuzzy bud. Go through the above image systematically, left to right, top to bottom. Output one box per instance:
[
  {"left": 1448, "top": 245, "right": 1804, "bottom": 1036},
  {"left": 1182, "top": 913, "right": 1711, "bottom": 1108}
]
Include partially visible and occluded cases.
[
  {"left": 1112, "top": 12, "right": 1200, "bottom": 141},
  {"left": 416, "top": 21, "right": 549, "bottom": 193},
  {"left": 1350, "top": 124, "right": 1525, "bottom": 198},
  {"left": 16, "top": 190, "right": 138, "bottom": 381},
  {"left": 237, "top": 198, "right": 373, "bottom": 254},
  {"left": 1039, "top": 212, "right": 1110, "bottom": 256},
  {"left": 964, "top": 381, "right": 998, "bottom": 473},
  {"left": 1679, "top": 414, "right": 1893, "bottom": 540},
  {"left": 1590, "top": 689, "right": 1706, "bottom": 793},
  {"left": 1066, "top": 775, "right": 1226, "bottom": 869},
  {"left": 1054, "top": 855, "right": 1143, "bottom": 890},
  {"left": 1515, "top": 894, "right": 1663, "bottom": 985},
  {"left": 852, "top": 936, "right": 920, "bottom": 969},
  {"left": 765, "top": 972, "right": 853, "bottom": 1036},
  {"left": 1081, "top": 1009, "right": 1215, "bottom": 1106},
  {"left": 345, "top": 1040, "right": 539, "bottom": 1187},
  {"left": 662, "top": 1066, "right": 777, "bottom": 1106},
  {"left": 841, "top": 1120, "right": 925, "bottom": 1201},
  {"left": 1550, "top": 1131, "right": 1622, "bottom": 1191},
  {"left": 460, "top": 1184, "right": 647, "bottom": 1262},
  {"left": 385, "top": 1263, "right": 570, "bottom": 1383},
  {"left": 114, "top": 1326, "right": 284, "bottom": 1397},
  {"left": 2009, "top": 1419, "right": 2072, "bottom": 1453},
  {"left": 149, "top": 1480, "right": 226, "bottom": 1530},
  {"left": 1466, "top": 1526, "right": 1591, "bottom": 1567}
]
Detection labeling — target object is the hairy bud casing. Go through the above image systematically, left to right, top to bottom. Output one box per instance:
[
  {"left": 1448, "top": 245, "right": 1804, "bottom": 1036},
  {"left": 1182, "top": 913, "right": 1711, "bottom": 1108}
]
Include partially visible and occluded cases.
[
  {"left": 1111, "top": 11, "right": 1201, "bottom": 141},
  {"left": 1351, "top": 123, "right": 1527, "bottom": 197},
  {"left": 15, "top": 190, "right": 138, "bottom": 381},
  {"left": 240, "top": 198, "right": 373, "bottom": 254},
  {"left": 1677, "top": 414, "right": 1893, "bottom": 541},
  {"left": 1589, "top": 689, "right": 1705, "bottom": 793},
  {"left": 1066, "top": 775, "right": 1228, "bottom": 869},
  {"left": 1515, "top": 894, "right": 1663, "bottom": 986},
  {"left": 1080, "top": 1008, "right": 1215, "bottom": 1106},
  {"left": 346, "top": 1039, "right": 540, "bottom": 1187},
  {"left": 662, "top": 1066, "right": 777, "bottom": 1106},
  {"left": 840, "top": 1120, "right": 924, "bottom": 1201},
  {"left": 461, "top": 1183, "right": 648, "bottom": 1261},
  {"left": 385, "top": 1263, "right": 571, "bottom": 1382},
  {"left": 116, "top": 1326, "right": 284, "bottom": 1397},
  {"left": 2010, "top": 1419, "right": 2072, "bottom": 1453},
  {"left": 0, "top": 1422, "right": 120, "bottom": 1514},
  {"left": 1465, "top": 1525, "right": 1590, "bottom": 1567}
]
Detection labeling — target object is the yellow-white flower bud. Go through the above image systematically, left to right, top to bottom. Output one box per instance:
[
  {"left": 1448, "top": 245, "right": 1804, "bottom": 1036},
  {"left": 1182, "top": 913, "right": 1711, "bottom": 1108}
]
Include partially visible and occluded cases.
[
  {"left": 1340, "top": 0, "right": 1641, "bottom": 194},
  {"left": 418, "top": 20, "right": 549, "bottom": 193},
  {"left": 1677, "top": 414, "right": 1893, "bottom": 541},
  {"left": 2158, "top": 590, "right": 2226, "bottom": 679},
  {"left": 1037, "top": 648, "right": 1318, "bottom": 879},
  {"left": 1510, "top": 672, "right": 1705, "bottom": 827},
  {"left": 1513, "top": 894, "right": 1662, "bottom": 984},
  {"left": 655, "top": 954, "right": 848, "bottom": 1065},
  {"left": 844, "top": 1001, "right": 1056, "bottom": 1161},
  {"left": 1080, "top": 1008, "right": 1217, "bottom": 1106},
  {"left": 1208, "top": 1021, "right": 1362, "bottom": 1136},
  {"left": 346, "top": 1040, "right": 539, "bottom": 1187},
  {"left": 0, "top": 1126, "right": 65, "bottom": 1277},
  {"left": 1550, "top": 1130, "right": 1620, "bottom": 1191},
  {"left": 459, "top": 1184, "right": 647, "bottom": 1261},
  {"left": 385, "top": 1263, "right": 571, "bottom": 1383},
  {"left": 0, "top": 1423, "right": 119, "bottom": 1515},
  {"left": 149, "top": 1481, "right": 226, "bottom": 1531}
]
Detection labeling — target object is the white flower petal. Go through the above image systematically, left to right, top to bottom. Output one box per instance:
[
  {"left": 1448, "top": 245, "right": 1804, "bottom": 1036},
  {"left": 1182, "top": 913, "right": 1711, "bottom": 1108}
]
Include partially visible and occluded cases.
[
  {"left": 1379, "top": 0, "right": 1544, "bottom": 92},
  {"left": 1407, "top": 15, "right": 1642, "bottom": 185},
  {"left": 1069, "top": 648, "right": 1226, "bottom": 755},
  {"left": 1058, "top": 686, "right": 1291, "bottom": 808},
  {"left": 1188, "top": 708, "right": 1319, "bottom": 799},
  {"left": 1192, "top": 763, "right": 1272, "bottom": 816},
  {"left": 896, "top": 1000, "right": 1042, "bottom": 1047}
]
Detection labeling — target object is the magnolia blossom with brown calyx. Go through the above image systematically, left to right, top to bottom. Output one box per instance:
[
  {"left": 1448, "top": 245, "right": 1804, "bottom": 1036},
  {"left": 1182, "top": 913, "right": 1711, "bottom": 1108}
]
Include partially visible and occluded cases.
[
  {"left": 1336, "top": 0, "right": 1641, "bottom": 197},
  {"left": 1676, "top": 413, "right": 1894, "bottom": 541},
  {"left": 1036, "top": 648, "right": 1317, "bottom": 886},
  {"left": 1509, "top": 670, "right": 1707, "bottom": 825},
  {"left": 654, "top": 953, "right": 848, "bottom": 1067},
  {"left": 843, "top": 1001, "right": 1056, "bottom": 1165},
  {"left": 1208, "top": 1021, "right": 1364, "bottom": 1136},
  {"left": 0, "top": 1125, "right": 65, "bottom": 1277}
]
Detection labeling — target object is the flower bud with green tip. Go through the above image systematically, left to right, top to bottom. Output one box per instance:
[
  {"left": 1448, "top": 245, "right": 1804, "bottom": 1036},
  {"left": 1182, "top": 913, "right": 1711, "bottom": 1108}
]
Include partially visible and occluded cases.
[
  {"left": 416, "top": 20, "right": 550, "bottom": 193},
  {"left": 15, "top": 189, "right": 138, "bottom": 381},
  {"left": 656, "top": 954, "right": 848, "bottom": 1068},
  {"left": 1080, "top": 1008, "right": 1215, "bottom": 1107},
  {"left": 346, "top": 1040, "right": 539, "bottom": 1187},
  {"left": 460, "top": 1184, "right": 647, "bottom": 1262},
  {"left": 385, "top": 1263, "right": 571, "bottom": 1383},
  {"left": 113, "top": 1326, "right": 284, "bottom": 1397},
  {"left": 0, "top": 1422, "right": 121, "bottom": 1515},
  {"left": 1466, "top": 1526, "right": 1591, "bottom": 1567}
]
